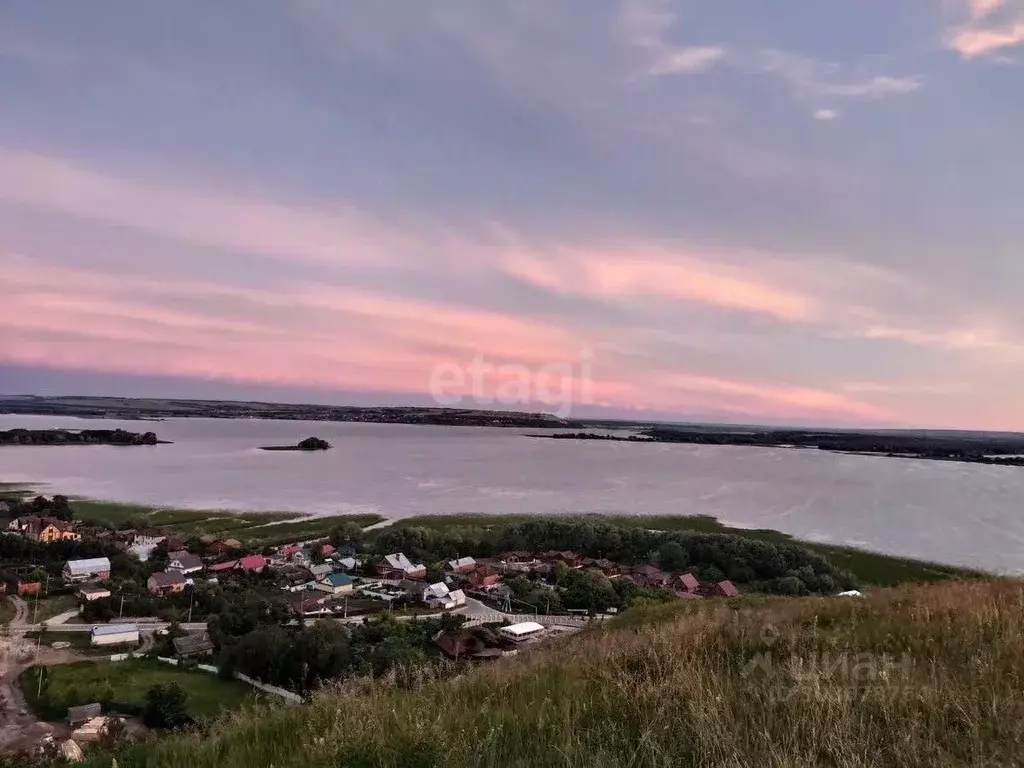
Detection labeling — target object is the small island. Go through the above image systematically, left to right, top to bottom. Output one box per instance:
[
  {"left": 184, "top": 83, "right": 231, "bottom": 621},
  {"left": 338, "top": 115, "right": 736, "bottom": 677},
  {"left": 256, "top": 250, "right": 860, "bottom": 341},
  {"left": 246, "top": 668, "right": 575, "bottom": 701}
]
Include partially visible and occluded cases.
[
  {"left": 0, "top": 428, "right": 165, "bottom": 446},
  {"left": 260, "top": 436, "right": 332, "bottom": 452}
]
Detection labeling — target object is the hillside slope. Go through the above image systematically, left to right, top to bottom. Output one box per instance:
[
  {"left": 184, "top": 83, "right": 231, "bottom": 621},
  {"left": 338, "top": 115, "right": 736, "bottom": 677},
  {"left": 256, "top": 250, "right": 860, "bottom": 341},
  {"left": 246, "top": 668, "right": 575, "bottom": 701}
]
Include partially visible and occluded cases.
[{"left": 86, "top": 579, "right": 1024, "bottom": 767}]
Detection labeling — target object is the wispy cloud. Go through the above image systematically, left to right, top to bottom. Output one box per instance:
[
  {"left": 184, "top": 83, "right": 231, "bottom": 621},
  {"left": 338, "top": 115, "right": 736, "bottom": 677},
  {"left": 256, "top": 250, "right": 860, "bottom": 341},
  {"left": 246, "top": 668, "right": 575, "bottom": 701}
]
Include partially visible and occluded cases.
[
  {"left": 648, "top": 45, "right": 725, "bottom": 75},
  {"left": 757, "top": 50, "right": 921, "bottom": 101},
  {"left": 813, "top": 108, "right": 839, "bottom": 121}
]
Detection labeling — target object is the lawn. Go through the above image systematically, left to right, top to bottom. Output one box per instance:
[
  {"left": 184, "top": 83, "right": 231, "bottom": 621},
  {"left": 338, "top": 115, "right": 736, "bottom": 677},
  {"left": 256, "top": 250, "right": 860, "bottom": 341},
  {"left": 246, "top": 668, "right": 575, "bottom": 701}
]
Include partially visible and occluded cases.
[
  {"left": 385, "top": 513, "right": 985, "bottom": 587},
  {"left": 26, "top": 593, "right": 81, "bottom": 624},
  {"left": 25, "top": 630, "right": 137, "bottom": 657},
  {"left": 20, "top": 659, "right": 255, "bottom": 723}
]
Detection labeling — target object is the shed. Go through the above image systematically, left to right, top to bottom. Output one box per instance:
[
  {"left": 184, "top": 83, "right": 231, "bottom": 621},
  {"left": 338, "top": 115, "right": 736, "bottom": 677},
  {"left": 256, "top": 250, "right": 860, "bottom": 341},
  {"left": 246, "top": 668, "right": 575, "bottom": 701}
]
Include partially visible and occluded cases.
[
  {"left": 499, "top": 622, "right": 546, "bottom": 642},
  {"left": 90, "top": 623, "right": 140, "bottom": 647},
  {"left": 173, "top": 632, "right": 215, "bottom": 658},
  {"left": 67, "top": 703, "right": 102, "bottom": 726}
]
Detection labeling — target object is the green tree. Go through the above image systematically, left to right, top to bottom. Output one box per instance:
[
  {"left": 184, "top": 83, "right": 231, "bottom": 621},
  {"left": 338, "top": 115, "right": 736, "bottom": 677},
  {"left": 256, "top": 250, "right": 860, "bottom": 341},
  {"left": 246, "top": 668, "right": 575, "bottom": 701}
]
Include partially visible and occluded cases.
[
  {"left": 657, "top": 542, "right": 689, "bottom": 572},
  {"left": 143, "top": 683, "right": 190, "bottom": 729}
]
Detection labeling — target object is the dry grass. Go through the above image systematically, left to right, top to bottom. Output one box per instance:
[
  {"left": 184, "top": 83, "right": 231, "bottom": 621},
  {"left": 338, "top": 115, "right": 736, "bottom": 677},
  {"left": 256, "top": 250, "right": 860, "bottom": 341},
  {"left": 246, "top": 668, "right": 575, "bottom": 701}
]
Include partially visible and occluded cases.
[{"left": 84, "top": 578, "right": 1024, "bottom": 768}]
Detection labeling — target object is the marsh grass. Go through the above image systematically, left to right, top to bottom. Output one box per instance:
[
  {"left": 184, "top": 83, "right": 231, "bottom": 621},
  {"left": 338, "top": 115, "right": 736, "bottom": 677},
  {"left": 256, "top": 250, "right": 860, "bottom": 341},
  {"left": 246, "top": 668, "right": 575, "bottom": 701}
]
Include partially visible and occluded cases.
[{"left": 83, "top": 578, "right": 1024, "bottom": 768}]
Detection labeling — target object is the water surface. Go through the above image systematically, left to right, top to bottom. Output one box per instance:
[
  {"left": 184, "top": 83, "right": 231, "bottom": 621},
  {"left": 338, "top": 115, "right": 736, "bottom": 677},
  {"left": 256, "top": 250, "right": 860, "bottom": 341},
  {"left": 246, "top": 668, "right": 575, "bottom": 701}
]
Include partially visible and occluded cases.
[{"left": 1, "top": 415, "right": 1022, "bottom": 572}]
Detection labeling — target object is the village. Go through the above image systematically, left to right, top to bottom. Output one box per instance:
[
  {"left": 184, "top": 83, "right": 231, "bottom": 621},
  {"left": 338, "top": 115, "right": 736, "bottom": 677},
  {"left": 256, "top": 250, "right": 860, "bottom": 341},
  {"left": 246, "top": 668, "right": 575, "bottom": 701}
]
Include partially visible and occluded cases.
[{"left": 3, "top": 494, "right": 866, "bottom": 760}]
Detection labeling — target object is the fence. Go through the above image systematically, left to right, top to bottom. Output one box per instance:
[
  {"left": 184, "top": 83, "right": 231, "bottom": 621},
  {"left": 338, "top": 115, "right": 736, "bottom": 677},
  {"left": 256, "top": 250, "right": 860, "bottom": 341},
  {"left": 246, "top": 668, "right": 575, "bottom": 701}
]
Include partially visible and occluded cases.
[{"left": 107, "top": 652, "right": 303, "bottom": 704}]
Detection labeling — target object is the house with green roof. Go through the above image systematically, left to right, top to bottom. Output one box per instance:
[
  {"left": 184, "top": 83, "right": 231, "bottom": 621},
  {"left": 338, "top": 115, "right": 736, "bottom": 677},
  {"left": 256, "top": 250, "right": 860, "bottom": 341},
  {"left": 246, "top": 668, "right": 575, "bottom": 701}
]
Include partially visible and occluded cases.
[{"left": 315, "top": 572, "right": 354, "bottom": 595}]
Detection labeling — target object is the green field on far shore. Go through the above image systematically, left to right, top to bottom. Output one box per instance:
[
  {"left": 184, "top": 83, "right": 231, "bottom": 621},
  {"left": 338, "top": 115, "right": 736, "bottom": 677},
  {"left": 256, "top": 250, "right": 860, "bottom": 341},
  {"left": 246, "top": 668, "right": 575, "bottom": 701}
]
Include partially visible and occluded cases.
[{"left": 387, "top": 513, "right": 985, "bottom": 587}]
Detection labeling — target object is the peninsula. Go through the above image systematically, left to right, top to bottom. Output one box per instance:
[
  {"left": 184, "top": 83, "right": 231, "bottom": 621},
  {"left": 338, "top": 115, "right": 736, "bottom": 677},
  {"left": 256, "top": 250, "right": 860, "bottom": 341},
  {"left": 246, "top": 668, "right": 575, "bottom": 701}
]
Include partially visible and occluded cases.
[
  {"left": 0, "top": 395, "right": 572, "bottom": 429},
  {"left": 538, "top": 425, "right": 1024, "bottom": 466},
  {"left": 0, "top": 428, "right": 165, "bottom": 446}
]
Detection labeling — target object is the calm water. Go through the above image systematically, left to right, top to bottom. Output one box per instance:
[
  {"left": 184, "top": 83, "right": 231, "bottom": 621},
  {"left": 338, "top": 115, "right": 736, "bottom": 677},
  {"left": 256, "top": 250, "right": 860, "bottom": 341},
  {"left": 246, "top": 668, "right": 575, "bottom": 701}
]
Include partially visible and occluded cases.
[{"left": 1, "top": 415, "right": 1023, "bottom": 573}]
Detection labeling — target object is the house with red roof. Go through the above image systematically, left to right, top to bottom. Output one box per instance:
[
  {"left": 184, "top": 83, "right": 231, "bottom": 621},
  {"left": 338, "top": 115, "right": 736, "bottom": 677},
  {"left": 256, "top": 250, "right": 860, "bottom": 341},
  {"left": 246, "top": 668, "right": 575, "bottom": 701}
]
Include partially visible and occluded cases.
[{"left": 237, "top": 554, "right": 267, "bottom": 573}]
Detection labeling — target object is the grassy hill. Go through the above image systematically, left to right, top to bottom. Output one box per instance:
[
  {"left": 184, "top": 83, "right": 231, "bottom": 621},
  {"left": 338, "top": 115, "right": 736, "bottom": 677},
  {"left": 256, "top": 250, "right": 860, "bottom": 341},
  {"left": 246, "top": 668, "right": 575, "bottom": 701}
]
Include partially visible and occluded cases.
[{"left": 78, "top": 577, "right": 1024, "bottom": 768}]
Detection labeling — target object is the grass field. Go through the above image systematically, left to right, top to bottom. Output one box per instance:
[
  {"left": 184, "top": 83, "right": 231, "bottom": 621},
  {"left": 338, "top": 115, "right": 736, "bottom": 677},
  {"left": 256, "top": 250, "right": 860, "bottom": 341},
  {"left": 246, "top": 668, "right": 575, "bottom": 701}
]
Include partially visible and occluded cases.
[
  {"left": 67, "top": 498, "right": 385, "bottom": 544},
  {"left": 386, "top": 513, "right": 984, "bottom": 587},
  {"left": 76, "top": 578, "right": 1024, "bottom": 768},
  {"left": 25, "top": 593, "right": 81, "bottom": 624},
  {"left": 24, "top": 630, "right": 137, "bottom": 656},
  {"left": 20, "top": 659, "right": 254, "bottom": 723}
]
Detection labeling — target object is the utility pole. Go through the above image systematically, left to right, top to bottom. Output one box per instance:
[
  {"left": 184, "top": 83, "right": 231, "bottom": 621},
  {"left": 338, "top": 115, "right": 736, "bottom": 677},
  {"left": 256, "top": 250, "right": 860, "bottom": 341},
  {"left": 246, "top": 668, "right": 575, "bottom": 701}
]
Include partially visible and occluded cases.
[
  {"left": 186, "top": 585, "right": 194, "bottom": 625},
  {"left": 119, "top": 593, "right": 125, "bottom": 619}
]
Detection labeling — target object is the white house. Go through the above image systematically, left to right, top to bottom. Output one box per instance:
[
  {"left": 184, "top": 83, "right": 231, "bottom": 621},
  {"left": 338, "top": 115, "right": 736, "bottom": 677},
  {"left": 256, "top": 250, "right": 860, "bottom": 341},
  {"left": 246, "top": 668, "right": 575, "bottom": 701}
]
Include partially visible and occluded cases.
[
  {"left": 132, "top": 531, "right": 166, "bottom": 548},
  {"left": 166, "top": 552, "right": 203, "bottom": 575},
  {"left": 379, "top": 552, "right": 426, "bottom": 579},
  {"left": 423, "top": 583, "right": 467, "bottom": 610},
  {"left": 90, "top": 624, "right": 140, "bottom": 647}
]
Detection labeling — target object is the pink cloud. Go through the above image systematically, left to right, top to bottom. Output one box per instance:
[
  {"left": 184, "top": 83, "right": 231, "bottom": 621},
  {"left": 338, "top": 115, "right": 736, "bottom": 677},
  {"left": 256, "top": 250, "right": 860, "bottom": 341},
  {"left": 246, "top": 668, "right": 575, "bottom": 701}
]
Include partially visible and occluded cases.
[
  {"left": 948, "top": 0, "right": 1024, "bottom": 57},
  {"left": 505, "top": 248, "right": 818, "bottom": 321}
]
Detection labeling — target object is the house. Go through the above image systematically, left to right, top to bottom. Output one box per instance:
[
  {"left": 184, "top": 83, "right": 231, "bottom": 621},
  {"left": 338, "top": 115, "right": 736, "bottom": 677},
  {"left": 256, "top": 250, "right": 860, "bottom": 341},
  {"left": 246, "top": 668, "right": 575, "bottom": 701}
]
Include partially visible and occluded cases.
[
  {"left": 8, "top": 515, "right": 80, "bottom": 543},
  {"left": 133, "top": 529, "right": 166, "bottom": 548},
  {"left": 209, "top": 538, "right": 243, "bottom": 557},
  {"left": 278, "top": 543, "right": 301, "bottom": 561},
  {"left": 539, "top": 550, "right": 582, "bottom": 568},
  {"left": 291, "top": 551, "right": 312, "bottom": 567},
  {"left": 501, "top": 551, "right": 535, "bottom": 564},
  {"left": 166, "top": 552, "right": 204, "bottom": 575},
  {"left": 377, "top": 553, "right": 426, "bottom": 580},
  {"left": 237, "top": 554, "right": 267, "bottom": 573},
  {"left": 447, "top": 556, "right": 477, "bottom": 574},
  {"left": 63, "top": 557, "right": 111, "bottom": 583},
  {"left": 337, "top": 557, "right": 358, "bottom": 572},
  {"left": 582, "top": 558, "right": 621, "bottom": 577},
  {"left": 207, "top": 559, "right": 239, "bottom": 574},
  {"left": 308, "top": 563, "right": 333, "bottom": 579},
  {"left": 631, "top": 564, "right": 670, "bottom": 589},
  {"left": 468, "top": 569, "right": 502, "bottom": 590},
  {"left": 147, "top": 571, "right": 186, "bottom": 596},
  {"left": 315, "top": 573, "right": 354, "bottom": 595},
  {"left": 672, "top": 573, "right": 701, "bottom": 594},
  {"left": 712, "top": 580, "right": 740, "bottom": 598},
  {"left": 423, "top": 583, "right": 467, "bottom": 609},
  {"left": 78, "top": 584, "right": 111, "bottom": 602},
  {"left": 288, "top": 590, "right": 331, "bottom": 617},
  {"left": 89, "top": 623, "right": 139, "bottom": 646},
  {"left": 172, "top": 632, "right": 214, "bottom": 659},
  {"left": 67, "top": 703, "right": 102, "bottom": 727}
]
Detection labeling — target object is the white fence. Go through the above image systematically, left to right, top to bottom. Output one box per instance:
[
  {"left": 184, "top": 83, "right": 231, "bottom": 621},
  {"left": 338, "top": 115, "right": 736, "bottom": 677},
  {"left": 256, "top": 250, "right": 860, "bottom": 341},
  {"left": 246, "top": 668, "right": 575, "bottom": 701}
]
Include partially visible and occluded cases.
[{"left": 107, "top": 652, "right": 303, "bottom": 704}]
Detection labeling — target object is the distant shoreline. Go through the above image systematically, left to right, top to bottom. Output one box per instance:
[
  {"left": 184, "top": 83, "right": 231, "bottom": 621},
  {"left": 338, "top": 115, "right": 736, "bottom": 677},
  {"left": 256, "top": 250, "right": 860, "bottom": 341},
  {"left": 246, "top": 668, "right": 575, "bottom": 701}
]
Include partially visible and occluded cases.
[{"left": 528, "top": 429, "right": 1024, "bottom": 467}]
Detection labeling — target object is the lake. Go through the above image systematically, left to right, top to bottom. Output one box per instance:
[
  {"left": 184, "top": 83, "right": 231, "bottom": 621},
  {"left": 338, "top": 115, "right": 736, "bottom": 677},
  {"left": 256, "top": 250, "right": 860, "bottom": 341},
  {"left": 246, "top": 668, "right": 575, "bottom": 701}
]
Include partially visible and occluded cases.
[{"left": 1, "top": 415, "right": 1022, "bottom": 573}]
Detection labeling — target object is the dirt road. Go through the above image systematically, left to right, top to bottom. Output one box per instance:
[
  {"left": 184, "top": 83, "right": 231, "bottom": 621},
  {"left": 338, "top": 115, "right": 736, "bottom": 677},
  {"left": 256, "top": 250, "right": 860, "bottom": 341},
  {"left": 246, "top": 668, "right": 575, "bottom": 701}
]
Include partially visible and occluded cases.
[{"left": 0, "top": 595, "right": 57, "bottom": 753}]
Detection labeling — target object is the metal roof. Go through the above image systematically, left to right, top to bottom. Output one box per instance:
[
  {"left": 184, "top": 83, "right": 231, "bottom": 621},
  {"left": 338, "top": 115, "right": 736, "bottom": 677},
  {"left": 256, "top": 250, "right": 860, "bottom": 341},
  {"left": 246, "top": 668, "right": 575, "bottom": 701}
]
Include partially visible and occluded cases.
[
  {"left": 65, "top": 557, "right": 111, "bottom": 574},
  {"left": 501, "top": 622, "right": 545, "bottom": 636},
  {"left": 91, "top": 623, "right": 139, "bottom": 636}
]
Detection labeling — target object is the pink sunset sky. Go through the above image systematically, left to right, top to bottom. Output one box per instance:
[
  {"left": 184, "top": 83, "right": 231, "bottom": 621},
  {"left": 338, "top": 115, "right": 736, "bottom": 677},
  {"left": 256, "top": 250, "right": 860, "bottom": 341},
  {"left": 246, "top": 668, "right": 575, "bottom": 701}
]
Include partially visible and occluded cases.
[{"left": 2, "top": 1, "right": 1024, "bottom": 429}]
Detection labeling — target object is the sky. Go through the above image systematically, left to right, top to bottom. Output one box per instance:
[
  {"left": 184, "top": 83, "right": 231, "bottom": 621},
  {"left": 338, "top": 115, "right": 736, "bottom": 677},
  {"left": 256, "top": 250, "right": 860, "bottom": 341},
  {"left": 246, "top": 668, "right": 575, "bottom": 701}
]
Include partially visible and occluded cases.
[{"left": 1, "top": 1, "right": 1024, "bottom": 429}]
